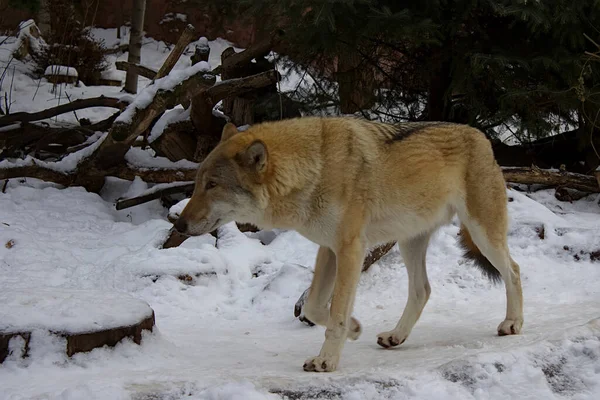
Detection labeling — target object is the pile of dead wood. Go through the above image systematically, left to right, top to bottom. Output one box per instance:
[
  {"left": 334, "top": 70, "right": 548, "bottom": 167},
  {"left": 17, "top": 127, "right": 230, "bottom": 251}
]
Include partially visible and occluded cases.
[{"left": 0, "top": 26, "right": 282, "bottom": 191}]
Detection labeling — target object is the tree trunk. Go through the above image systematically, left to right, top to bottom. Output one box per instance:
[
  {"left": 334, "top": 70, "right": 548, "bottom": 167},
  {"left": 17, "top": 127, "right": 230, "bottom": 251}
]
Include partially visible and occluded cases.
[
  {"left": 124, "top": 0, "right": 147, "bottom": 94},
  {"left": 337, "top": 50, "right": 376, "bottom": 114},
  {"left": 426, "top": 50, "right": 452, "bottom": 121},
  {"left": 579, "top": 102, "right": 600, "bottom": 173}
]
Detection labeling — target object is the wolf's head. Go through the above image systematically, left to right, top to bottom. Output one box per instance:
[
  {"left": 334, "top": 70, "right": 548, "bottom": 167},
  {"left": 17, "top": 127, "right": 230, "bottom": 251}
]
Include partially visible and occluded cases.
[{"left": 173, "top": 123, "right": 269, "bottom": 236}]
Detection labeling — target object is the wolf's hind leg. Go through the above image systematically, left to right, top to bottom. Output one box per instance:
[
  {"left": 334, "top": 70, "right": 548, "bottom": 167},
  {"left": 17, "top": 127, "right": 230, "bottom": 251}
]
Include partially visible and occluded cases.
[
  {"left": 459, "top": 220, "right": 523, "bottom": 336},
  {"left": 377, "top": 233, "right": 431, "bottom": 348}
]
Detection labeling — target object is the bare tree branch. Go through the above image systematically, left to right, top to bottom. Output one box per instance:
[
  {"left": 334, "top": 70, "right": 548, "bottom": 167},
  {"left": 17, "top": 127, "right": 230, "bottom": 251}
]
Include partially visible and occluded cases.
[
  {"left": 154, "top": 24, "right": 196, "bottom": 80},
  {"left": 211, "top": 30, "right": 284, "bottom": 75},
  {"left": 115, "top": 61, "right": 157, "bottom": 80},
  {"left": 206, "top": 70, "right": 280, "bottom": 104},
  {"left": 0, "top": 96, "right": 128, "bottom": 127},
  {"left": 0, "top": 164, "right": 73, "bottom": 186},
  {"left": 116, "top": 182, "right": 194, "bottom": 210}
]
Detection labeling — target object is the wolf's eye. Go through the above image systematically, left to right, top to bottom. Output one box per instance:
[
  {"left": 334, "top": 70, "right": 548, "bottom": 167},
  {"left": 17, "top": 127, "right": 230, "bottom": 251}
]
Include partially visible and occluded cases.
[{"left": 205, "top": 181, "right": 217, "bottom": 190}]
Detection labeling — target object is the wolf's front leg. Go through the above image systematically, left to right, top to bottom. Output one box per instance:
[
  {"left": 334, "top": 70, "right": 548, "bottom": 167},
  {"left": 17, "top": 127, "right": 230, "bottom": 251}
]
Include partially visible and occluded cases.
[{"left": 303, "top": 235, "right": 365, "bottom": 372}]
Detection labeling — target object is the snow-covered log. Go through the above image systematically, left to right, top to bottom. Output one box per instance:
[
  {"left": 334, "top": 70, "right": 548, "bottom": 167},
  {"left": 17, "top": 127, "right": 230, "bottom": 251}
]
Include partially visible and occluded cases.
[
  {"left": 154, "top": 24, "right": 196, "bottom": 80},
  {"left": 115, "top": 61, "right": 157, "bottom": 80},
  {"left": 0, "top": 96, "right": 128, "bottom": 127},
  {"left": 502, "top": 166, "right": 599, "bottom": 193},
  {"left": 116, "top": 181, "right": 194, "bottom": 210},
  {"left": 0, "top": 289, "right": 155, "bottom": 363}
]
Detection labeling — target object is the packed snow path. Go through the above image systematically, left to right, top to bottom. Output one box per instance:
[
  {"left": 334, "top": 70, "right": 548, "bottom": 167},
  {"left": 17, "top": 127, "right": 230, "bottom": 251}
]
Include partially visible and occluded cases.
[{"left": 0, "top": 178, "right": 599, "bottom": 399}]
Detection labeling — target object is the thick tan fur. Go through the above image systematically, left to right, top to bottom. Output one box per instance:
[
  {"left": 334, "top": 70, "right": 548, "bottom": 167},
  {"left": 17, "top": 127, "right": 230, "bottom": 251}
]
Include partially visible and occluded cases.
[{"left": 175, "top": 116, "right": 524, "bottom": 372}]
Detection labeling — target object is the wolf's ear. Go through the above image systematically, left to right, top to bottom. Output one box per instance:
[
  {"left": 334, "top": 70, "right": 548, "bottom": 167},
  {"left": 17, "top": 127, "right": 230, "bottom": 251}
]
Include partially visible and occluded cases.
[
  {"left": 220, "top": 122, "right": 238, "bottom": 143},
  {"left": 238, "top": 140, "right": 268, "bottom": 174}
]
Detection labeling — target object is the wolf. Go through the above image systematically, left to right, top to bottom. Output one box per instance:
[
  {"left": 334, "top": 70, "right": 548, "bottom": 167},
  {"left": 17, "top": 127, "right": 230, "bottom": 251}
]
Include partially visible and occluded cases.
[{"left": 173, "top": 116, "right": 524, "bottom": 372}]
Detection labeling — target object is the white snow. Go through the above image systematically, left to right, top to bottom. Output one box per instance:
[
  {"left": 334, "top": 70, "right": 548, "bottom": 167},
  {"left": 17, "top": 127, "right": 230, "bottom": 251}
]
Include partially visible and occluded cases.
[
  {"left": 160, "top": 13, "right": 188, "bottom": 24},
  {"left": 15, "top": 19, "right": 46, "bottom": 55},
  {"left": 116, "top": 61, "right": 211, "bottom": 125},
  {"left": 44, "top": 65, "right": 78, "bottom": 78},
  {"left": 148, "top": 105, "right": 191, "bottom": 143},
  {"left": 0, "top": 132, "right": 107, "bottom": 173},
  {"left": 125, "top": 147, "right": 198, "bottom": 170},
  {"left": 0, "top": 178, "right": 599, "bottom": 399},
  {"left": 121, "top": 180, "right": 194, "bottom": 200},
  {"left": 169, "top": 197, "right": 190, "bottom": 220},
  {"left": 0, "top": 288, "right": 153, "bottom": 334}
]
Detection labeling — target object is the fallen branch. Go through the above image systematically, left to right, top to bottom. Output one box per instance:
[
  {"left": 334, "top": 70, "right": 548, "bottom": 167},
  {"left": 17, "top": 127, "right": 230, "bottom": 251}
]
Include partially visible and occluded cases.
[
  {"left": 154, "top": 24, "right": 196, "bottom": 80},
  {"left": 212, "top": 30, "right": 284, "bottom": 76},
  {"left": 105, "top": 44, "right": 129, "bottom": 55},
  {"left": 115, "top": 61, "right": 157, "bottom": 80},
  {"left": 206, "top": 70, "right": 280, "bottom": 104},
  {"left": 109, "top": 72, "right": 216, "bottom": 144},
  {"left": 0, "top": 96, "right": 128, "bottom": 127},
  {"left": 0, "top": 162, "right": 197, "bottom": 188},
  {"left": 0, "top": 164, "right": 73, "bottom": 186},
  {"left": 107, "top": 165, "right": 198, "bottom": 184},
  {"left": 501, "top": 166, "right": 599, "bottom": 193},
  {"left": 116, "top": 182, "right": 194, "bottom": 210},
  {"left": 162, "top": 227, "right": 189, "bottom": 249},
  {"left": 293, "top": 241, "right": 398, "bottom": 325},
  {"left": 363, "top": 241, "right": 396, "bottom": 272}
]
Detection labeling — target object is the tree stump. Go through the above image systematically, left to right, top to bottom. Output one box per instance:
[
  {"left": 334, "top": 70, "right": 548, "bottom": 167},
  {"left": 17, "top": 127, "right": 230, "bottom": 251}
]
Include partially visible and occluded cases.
[{"left": 0, "top": 289, "right": 155, "bottom": 363}]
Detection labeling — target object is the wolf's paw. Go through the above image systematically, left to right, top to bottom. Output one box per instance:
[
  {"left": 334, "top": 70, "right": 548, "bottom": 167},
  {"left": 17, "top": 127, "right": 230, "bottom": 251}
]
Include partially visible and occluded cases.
[
  {"left": 348, "top": 317, "right": 362, "bottom": 341},
  {"left": 497, "top": 318, "right": 523, "bottom": 336},
  {"left": 376, "top": 331, "right": 407, "bottom": 348},
  {"left": 303, "top": 355, "right": 338, "bottom": 372}
]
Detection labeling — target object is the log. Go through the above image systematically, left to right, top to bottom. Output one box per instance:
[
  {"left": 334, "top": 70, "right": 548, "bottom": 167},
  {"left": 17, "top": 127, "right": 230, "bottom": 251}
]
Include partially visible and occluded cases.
[
  {"left": 154, "top": 24, "right": 196, "bottom": 81},
  {"left": 212, "top": 30, "right": 284, "bottom": 76},
  {"left": 191, "top": 38, "right": 210, "bottom": 65},
  {"left": 115, "top": 61, "right": 157, "bottom": 80},
  {"left": 189, "top": 70, "right": 279, "bottom": 160},
  {"left": 206, "top": 70, "right": 280, "bottom": 105},
  {"left": 0, "top": 96, "right": 128, "bottom": 127},
  {"left": 0, "top": 114, "right": 120, "bottom": 162},
  {"left": 150, "top": 120, "right": 198, "bottom": 162},
  {"left": 0, "top": 162, "right": 197, "bottom": 187},
  {"left": 0, "top": 165, "right": 73, "bottom": 186},
  {"left": 108, "top": 165, "right": 198, "bottom": 184},
  {"left": 501, "top": 166, "right": 599, "bottom": 193},
  {"left": 116, "top": 182, "right": 194, "bottom": 210},
  {"left": 162, "top": 227, "right": 189, "bottom": 249},
  {"left": 293, "top": 241, "right": 397, "bottom": 325},
  {"left": 363, "top": 241, "right": 396, "bottom": 272},
  {"left": 0, "top": 289, "right": 155, "bottom": 363},
  {"left": 65, "top": 311, "right": 154, "bottom": 357}
]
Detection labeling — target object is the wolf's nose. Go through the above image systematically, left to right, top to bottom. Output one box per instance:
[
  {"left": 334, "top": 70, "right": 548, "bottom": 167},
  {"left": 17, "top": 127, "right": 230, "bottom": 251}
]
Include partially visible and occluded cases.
[{"left": 173, "top": 218, "right": 188, "bottom": 234}]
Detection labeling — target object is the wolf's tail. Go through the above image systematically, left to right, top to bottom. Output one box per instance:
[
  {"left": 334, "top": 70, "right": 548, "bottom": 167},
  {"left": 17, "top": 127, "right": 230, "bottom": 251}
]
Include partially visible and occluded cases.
[{"left": 458, "top": 225, "right": 502, "bottom": 284}]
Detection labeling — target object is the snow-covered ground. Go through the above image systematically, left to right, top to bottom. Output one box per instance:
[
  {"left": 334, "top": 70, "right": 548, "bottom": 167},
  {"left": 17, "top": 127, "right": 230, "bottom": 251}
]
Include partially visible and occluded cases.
[
  {"left": 1, "top": 24, "right": 600, "bottom": 400},
  {"left": 1, "top": 178, "right": 599, "bottom": 400}
]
